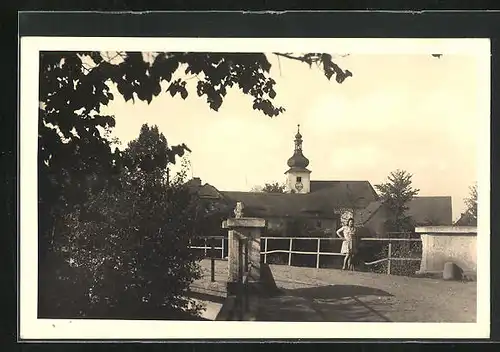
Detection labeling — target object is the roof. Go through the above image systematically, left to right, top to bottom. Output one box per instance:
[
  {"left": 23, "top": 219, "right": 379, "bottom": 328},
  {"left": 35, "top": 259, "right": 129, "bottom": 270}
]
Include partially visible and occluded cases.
[
  {"left": 287, "top": 151, "right": 310, "bottom": 169},
  {"left": 285, "top": 167, "right": 311, "bottom": 174},
  {"left": 185, "top": 177, "right": 202, "bottom": 193},
  {"left": 185, "top": 178, "right": 227, "bottom": 200},
  {"left": 191, "top": 178, "right": 452, "bottom": 225},
  {"left": 221, "top": 180, "right": 379, "bottom": 218},
  {"left": 311, "top": 180, "right": 379, "bottom": 197},
  {"left": 310, "top": 181, "right": 379, "bottom": 206},
  {"left": 198, "top": 184, "right": 224, "bottom": 199},
  {"left": 221, "top": 191, "right": 323, "bottom": 218},
  {"left": 407, "top": 196, "right": 453, "bottom": 226},
  {"left": 355, "top": 197, "right": 453, "bottom": 226},
  {"left": 356, "top": 201, "right": 383, "bottom": 224},
  {"left": 454, "top": 212, "right": 477, "bottom": 226}
]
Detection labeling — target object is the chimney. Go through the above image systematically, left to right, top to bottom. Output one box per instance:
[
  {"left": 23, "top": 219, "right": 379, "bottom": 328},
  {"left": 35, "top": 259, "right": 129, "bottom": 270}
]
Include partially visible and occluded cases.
[{"left": 191, "top": 177, "right": 202, "bottom": 187}]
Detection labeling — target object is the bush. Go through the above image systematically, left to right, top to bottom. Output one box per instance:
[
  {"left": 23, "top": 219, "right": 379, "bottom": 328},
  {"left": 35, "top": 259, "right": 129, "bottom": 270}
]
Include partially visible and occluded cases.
[
  {"left": 39, "top": 169, "right": 204, "bottom": 319},
  {"left": 366, "top": 240, "right": 422, "bottom": 276},
  {"left": 266, "top": 253, "right": 289, "bottom": 265}
]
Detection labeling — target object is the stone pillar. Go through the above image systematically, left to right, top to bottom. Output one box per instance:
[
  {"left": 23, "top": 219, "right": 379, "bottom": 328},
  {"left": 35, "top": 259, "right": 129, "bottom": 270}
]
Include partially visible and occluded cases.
[
  {"left": 222, "top": 216, "right": 266, "bottom": 294},
  {"left": 247, "top": 227, "right": 262, "bottom": 282},
  {"left": 227, "top": 229, "right": 240, "bottom": 282}
]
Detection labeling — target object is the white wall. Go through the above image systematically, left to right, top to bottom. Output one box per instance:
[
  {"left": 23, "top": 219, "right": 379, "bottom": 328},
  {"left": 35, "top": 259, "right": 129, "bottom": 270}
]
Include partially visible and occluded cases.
[
  {"left": 285, "top": 170, "right": 311, "bottom": 194},
  {"left": 415, "top": 226, "right": 477, "bottom": 276}
]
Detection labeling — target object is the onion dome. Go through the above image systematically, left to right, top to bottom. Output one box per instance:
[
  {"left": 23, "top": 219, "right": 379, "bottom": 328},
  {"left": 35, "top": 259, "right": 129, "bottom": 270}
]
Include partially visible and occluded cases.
[
  {"left": 287, "top": 124, "right": 310, "bottom": 169},
  {"left": 287, "top": 152, "right": 310, "bottom": 168}
]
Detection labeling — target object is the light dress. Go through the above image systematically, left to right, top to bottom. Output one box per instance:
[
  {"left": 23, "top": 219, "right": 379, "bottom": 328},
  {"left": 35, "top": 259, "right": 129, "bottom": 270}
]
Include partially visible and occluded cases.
[{"left": 340, "top": 226, "right": 356, "bottom": 255}]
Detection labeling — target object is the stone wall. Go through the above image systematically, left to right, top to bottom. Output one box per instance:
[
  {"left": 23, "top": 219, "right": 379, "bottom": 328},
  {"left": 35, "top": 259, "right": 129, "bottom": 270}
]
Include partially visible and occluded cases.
[{"left": 415, "top": 226, "right": 477, "bottom": 277}]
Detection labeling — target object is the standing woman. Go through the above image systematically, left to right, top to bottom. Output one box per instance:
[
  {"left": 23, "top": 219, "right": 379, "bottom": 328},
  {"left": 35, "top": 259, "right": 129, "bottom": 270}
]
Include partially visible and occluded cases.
[{"left": 336, "top": 218, "right": 357, "bottom": 270}]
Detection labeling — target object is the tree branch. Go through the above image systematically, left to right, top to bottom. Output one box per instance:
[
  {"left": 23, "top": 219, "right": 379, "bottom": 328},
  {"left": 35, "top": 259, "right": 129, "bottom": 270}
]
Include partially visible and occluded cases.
[{"left": 273, "top": 53, "right": 317, "bottom": 64}]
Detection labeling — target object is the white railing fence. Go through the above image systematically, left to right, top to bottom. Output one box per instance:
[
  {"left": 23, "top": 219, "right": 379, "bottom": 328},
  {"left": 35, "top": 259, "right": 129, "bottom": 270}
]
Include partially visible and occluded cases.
[
  {"left": 190, "top": 235, "right": 422, "bottom": 276},
  {"left": 189, "top": 236, "right": 226, "bottom": 259},
  {"left": 260, "top": 236, "right": 422, "bottom": 275}
]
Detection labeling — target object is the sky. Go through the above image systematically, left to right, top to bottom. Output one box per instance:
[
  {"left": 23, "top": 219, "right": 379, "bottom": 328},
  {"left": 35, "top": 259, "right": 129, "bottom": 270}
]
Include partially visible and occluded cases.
[{"left": 101, "top": 52, "right": 481, "bottom": 221}]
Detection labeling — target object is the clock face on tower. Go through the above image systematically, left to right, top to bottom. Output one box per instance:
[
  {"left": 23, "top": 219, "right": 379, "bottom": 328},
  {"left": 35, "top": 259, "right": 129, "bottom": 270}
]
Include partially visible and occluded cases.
[{"left": 295, "top": 181, "right": 303, "bottom": 192}]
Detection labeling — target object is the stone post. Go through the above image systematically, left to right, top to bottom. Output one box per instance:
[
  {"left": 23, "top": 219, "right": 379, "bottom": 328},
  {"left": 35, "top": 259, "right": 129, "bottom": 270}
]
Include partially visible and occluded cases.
[
  {"left": 222, "top": 202, "right": 266, "bottom": 294},
  {"left": 247, "top": 227, "right": 262, "bottom": 281},
  {"left": 226, "top": 229, "right": 240, "bottom": 283}
]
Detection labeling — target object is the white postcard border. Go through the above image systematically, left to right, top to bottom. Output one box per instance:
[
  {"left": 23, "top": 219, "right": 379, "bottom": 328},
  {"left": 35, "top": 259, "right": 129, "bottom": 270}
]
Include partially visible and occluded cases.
[{"left": 19, "top": 37, "right": 491, "bottom": 340}]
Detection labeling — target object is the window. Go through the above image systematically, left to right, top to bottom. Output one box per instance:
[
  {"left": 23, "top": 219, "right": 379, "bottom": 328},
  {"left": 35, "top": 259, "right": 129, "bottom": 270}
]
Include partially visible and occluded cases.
[
  {"left": 296, "top": 176, "right": 302, "bottom": 182},
  {"left": 316, "top": 220, "right": 322, "bottom": 228}
]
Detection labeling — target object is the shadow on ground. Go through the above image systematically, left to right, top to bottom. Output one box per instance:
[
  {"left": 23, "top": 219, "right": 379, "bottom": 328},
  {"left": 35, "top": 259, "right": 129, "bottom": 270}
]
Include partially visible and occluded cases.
[
  {"left": 260, "top": 263, "right": 282, "bottom": 297},
  {"left": 256, "top": 284, "right": 394, "bottom": 322},
  {"left": 289, "top": 284, "right": 393, "bottom": 300},
  {"left": 186, "top": 291, "right": 226, "bottom": 305}
]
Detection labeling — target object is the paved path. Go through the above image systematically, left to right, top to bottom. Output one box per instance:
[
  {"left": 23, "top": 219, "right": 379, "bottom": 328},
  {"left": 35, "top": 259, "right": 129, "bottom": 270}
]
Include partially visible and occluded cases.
[
  {"left": 187, "top": 259, "right": 228, "bottom": 320},
  {"left": 189, "top": 260, "right": 476, "bottom": 322},
  {"left": 257, "top": 265, "right": 477, "bottom": 322}
]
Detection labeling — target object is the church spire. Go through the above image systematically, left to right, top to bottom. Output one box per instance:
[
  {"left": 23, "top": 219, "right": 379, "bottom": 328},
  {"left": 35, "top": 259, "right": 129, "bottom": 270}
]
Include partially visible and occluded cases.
[
  {"left": 287, "top": 124, "right": 309, "bottom": 169},
  {"left": 294, "top": 124, "right": 303, "bottom": 152},
  {"left": 285, "top": 125, "right": 311, "bottom": 194}
]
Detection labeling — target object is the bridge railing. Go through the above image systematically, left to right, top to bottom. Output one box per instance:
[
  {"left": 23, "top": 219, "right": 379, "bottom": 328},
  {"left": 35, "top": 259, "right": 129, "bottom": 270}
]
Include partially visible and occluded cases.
[
  {"left": 190, "top": 235, "right": 422, "bottom": 276},
  {"left": 189, "top": 236, "right": 226, "bottom": 259},
  {"left": 262, "top": 236, "right": 422, "bottom": 275}
]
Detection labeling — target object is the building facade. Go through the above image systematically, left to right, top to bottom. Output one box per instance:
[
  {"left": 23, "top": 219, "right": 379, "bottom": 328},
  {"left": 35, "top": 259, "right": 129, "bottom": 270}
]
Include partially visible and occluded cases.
[{"left": 189, "top": 126, "right": 453, "bottom": 238}]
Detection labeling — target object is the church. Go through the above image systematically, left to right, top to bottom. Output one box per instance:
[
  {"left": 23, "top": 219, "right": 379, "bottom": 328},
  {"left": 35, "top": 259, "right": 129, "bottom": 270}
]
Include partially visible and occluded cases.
[{"left": 189, "top": 125, "right": 452, "bottom": 238}]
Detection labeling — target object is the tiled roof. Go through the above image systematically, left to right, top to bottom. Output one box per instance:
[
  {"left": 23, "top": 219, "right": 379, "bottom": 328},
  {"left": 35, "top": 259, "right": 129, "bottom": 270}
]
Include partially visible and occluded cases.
[
  {"left": 189, "top": 177, "right": 452, "bottom": 226},
  {"left": 221, "top": 180, "right": 379, "bottom": 218},
  {"left": 311, "top": 180, "right": 379, "bottom": 200},
  {"left": 308, "top": 181, "right": 379, "bottom": 209},
  {"left": 198, "top": 184, "right": 224, "bottom": 199},
  {"left": 220, "top": 191, "right": 323, "bottom": 218},
  {"left": 408, "top": 196, "right": 453, "bottom": 225},
  {"left": 356, "top": 197, "right": 453, "bottom": 226},
  {"left": 356, "top": 201, "right": 383, "bottom": 224},
  {"left": 454, "top": 212, "right": 477, "bottom": 226}
]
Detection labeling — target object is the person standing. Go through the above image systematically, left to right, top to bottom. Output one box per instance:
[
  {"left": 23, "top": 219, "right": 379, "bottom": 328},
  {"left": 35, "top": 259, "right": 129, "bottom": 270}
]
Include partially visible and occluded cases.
[{"left": 336, "top": 218, "right": 357, "bottom": 270}]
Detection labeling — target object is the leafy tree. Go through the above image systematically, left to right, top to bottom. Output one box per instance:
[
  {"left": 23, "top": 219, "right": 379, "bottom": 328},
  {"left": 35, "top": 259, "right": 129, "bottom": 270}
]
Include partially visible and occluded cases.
[
  {"left": 32, "top": 50, "right": 446, "bottom": 287},
  {"left": 37, "top": 51, "right": 352, "bottom": 317},
  {"left": 38, "top": 51, "right": 352, "bottom": 242},
  {"left": 122, "top": 123, "right": 190, "bottom": 185},
  {"left": 124, "top": 124, "right": 184, "bottom": 172},
  {"left": 39, "top": 125, "right": 203, "bottom": 319},
  {"left": 375, "top": 169, "right": 420, "bottom": 232},
  {"left": 257, "top": 181, "right": 287, "bottom": 193},
  {"left": 461, "top": 183, "right": 478, "bottom": 225},
  {"left": 249, "top": 185, "right": 263, "bottom": 192},
  {"left": 193, "top": 198, "right": 233, "bottom": 241}
]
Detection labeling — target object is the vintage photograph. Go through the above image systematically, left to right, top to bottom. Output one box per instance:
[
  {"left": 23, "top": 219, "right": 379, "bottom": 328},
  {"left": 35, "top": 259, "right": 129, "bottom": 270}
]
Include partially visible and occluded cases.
[{"left": 20, "top": 37, "right": 489, "bottom": 339}]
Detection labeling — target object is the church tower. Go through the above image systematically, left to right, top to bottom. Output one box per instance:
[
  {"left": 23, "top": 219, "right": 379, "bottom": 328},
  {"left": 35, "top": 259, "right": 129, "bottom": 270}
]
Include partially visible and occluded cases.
[{"left": 285, "top": 125, "right": 311, "bottom": 194}]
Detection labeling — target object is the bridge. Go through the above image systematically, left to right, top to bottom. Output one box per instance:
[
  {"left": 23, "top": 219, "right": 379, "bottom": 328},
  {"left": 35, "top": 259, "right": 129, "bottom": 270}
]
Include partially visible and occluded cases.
[
  {"left": 187, "top": 205, "right": 477, "bottom": 322},
  {"left": 188, "top": 258, "right": 476, "bottom": 322}
]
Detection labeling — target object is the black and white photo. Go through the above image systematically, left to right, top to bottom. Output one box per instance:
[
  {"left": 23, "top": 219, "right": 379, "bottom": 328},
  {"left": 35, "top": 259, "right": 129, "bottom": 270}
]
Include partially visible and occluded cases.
[{"left": 19, "top": 35, "right": 490, "bottom": 340}]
